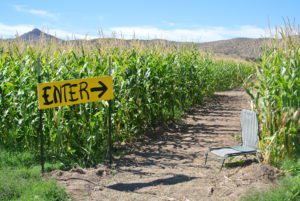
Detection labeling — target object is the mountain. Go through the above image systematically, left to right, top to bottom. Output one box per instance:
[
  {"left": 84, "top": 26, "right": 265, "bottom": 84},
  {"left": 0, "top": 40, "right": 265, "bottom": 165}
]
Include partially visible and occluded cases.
[
  {"left": 11, "top": 28, "right": 271, "bottom": 60},
  {"left": 18, "top": 28, "right": 61, "bottom": 42},
  {"left": 89, "top": 37, "right": 269, "bottom": 61},
  {"left": 197, "top": 37, "right": 271, "bottom": 61}
]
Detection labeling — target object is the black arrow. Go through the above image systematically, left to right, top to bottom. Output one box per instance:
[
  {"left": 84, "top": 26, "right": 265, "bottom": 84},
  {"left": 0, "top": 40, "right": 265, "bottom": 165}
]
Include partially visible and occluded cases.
[{"left": 90, "top": 81, "right": 108, "bottom": 98}]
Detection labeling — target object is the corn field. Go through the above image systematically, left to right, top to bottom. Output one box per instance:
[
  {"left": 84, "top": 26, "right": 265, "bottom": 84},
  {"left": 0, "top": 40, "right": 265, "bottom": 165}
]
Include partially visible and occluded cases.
[
  {"left": 246, "top": 29, "right": 300, "bottom": 164},
  {"left": 0, "top": 42, "right": 254, "bottom": 166}
]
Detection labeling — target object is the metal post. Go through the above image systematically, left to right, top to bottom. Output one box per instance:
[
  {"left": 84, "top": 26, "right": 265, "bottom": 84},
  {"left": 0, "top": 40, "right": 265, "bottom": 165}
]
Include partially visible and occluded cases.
[
  {"left": 107, "top": 54, "right": 112, "bottom": 166},
  {"left": 37, "top": 58, "right": 45, "bottom": 174},
  {"left": 204, "top": 152, "right": 208, "bottom": 165},
  {"left": 220, "top": 159, "right": 225, "bottom": 172}
]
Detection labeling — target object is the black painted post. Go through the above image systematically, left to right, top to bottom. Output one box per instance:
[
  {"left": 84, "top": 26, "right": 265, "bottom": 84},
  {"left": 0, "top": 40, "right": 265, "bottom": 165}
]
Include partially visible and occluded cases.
[
  {"left": 108, "top": 54, "right": 112, "bottom": 166},
  {"left": 37, "top": 58, "right": 45, "bottom": 174}
]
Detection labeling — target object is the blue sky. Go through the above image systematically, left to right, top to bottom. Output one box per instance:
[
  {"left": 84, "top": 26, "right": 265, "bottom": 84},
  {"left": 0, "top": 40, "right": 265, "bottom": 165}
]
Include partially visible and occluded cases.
[{"left": 0, "top": 0, "right": 299, "bottom": 42}]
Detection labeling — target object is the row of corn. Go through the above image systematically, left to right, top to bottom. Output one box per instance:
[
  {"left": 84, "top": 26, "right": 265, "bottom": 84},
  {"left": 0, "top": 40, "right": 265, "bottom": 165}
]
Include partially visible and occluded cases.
[{"left": 246, "top": 30, "right": 300, "bottom": 164}]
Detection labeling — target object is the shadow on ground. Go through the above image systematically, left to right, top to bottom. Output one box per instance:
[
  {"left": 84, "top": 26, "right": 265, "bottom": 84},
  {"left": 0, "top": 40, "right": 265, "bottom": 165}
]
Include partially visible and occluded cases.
[{"left": 106, "top": 174, "right": 197, "bottom": 192}]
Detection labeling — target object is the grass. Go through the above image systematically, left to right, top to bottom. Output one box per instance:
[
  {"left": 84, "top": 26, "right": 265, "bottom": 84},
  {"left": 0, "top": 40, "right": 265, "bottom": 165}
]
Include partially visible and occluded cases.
[
  {"left": 0, "top": 149, "right": 69, "bottom": 201},
  {"left": 241, "top": 159, "right": 300, "bottom": 201}
]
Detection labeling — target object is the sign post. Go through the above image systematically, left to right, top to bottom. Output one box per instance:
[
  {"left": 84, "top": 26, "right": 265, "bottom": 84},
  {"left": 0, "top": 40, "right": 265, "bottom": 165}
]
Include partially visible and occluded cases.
[
  {"left": 107, "top": 54, "right": 112, "bottom": 166},
  {"left": 37, "top": 58, "right": 45, "bottom": 174}
]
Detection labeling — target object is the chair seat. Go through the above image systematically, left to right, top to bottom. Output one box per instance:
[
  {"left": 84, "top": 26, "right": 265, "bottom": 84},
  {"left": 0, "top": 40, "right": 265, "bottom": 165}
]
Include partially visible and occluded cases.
[
  {"left": 211, "top": 146, "right": 257, "bottom": 157},
  {"left": 231, "top": 146, "right": 257, "bottom": 152},
  {"left": 211, "top": 148, "right": 240, "bottom": 157}
]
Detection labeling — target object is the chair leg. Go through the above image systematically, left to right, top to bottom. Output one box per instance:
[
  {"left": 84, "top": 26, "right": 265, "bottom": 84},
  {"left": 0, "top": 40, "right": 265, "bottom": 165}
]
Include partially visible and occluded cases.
[
  {"left": 204, "top": 152, "right": 208, "bottom": 165},
  {"left": 256, "top": 152, "right": 263, "bottom": 163},
  {"left": 220, "top": 158, "right": 225, "bottom": 171}
]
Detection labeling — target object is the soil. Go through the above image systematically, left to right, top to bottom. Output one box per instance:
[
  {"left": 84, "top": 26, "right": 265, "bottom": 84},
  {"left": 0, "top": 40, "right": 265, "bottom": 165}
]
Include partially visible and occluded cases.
[{"left": 49, "top": 89, "right": 280, "bottom": 201}]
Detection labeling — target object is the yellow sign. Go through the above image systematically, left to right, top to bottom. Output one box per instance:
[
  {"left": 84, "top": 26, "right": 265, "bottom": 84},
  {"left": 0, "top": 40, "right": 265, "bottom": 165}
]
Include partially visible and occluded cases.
[{"left": 37, "top": 76, "right": 113, "bottom": 109}]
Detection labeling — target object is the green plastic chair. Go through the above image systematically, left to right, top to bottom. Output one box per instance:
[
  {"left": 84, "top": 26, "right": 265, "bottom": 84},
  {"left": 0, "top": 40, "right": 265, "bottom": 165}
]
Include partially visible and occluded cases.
[{"left": 204, "top": 109, "right": 262, "bottom": 170}]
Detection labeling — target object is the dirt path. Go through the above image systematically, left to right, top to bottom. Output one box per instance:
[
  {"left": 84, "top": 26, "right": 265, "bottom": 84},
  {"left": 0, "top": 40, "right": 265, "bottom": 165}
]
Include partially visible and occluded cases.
[{"left": 51, "top": 90, "right": 278, "bottom": 201}]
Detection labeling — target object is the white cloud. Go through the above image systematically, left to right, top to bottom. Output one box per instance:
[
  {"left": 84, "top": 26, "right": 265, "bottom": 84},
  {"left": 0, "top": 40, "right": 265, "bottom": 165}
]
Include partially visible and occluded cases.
[
  {"left": 15, "top": 5, "right": 59, "bottom": 20},
  {"left": 162, "top": 21, "right": 177, "bottom": 27},
  {"left": 0, "top": 22, "right": 271, "bottom": 42},
  {"left": 0, "top": 23, "right": 34, "bottom": 38},
  {"left": 109, "top": 25, "right": 270, "bottom": 42},
  {"left": 47, "top": 29, "right": 98, "bottom": 40}
]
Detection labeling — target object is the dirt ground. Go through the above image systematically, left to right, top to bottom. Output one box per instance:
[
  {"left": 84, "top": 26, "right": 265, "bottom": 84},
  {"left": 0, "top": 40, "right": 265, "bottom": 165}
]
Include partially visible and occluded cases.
[{"left": 50, "top": 89, "right": 280, "bottom": 201}]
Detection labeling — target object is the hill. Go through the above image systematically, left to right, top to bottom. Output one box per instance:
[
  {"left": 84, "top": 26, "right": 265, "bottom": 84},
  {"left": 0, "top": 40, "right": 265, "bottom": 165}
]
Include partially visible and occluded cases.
[
  {"left": 6, "top": 28, "right": 271, "bottom": 60},
  {"left": 18, "top": 28, "right": 61, "bottom": 42},
  {"left": 89, "top": 37, "right": 269, "bottom": 60},
  {"left": 198, "top": 37, "right": 270, "bottom": 61}
]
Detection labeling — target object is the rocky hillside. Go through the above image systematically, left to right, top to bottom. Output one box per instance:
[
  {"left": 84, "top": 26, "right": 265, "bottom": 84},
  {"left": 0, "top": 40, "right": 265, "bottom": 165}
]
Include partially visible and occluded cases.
[
  {"left": 9, "top": 28, "right": 271, "bottom": 60},
  {"left": 198, "top": 37, "right": 271, "bottom": 61}
]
